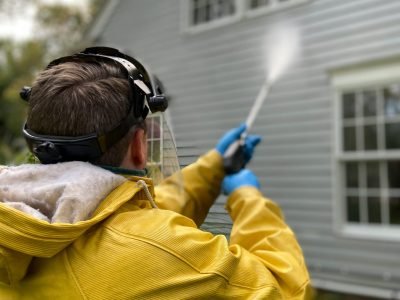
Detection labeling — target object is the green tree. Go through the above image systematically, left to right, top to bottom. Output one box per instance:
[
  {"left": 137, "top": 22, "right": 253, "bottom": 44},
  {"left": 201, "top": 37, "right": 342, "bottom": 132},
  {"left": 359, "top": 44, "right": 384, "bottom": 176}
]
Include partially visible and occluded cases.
[
  {"left": 0, "top": 0, "right": 102, "bottom": 164},
  {"left": 34, "top": 2, "right": 92, "bottom": 57},
  {"left": 0, "top": 40, "right": 45, "bottom": 163}
]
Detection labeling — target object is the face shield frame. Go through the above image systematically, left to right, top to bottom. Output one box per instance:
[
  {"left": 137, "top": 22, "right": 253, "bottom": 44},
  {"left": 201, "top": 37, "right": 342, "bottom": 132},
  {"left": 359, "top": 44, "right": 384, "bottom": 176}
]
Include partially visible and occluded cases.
[{"left": 21, "top": 46, "right": 168, "bottom": 164}]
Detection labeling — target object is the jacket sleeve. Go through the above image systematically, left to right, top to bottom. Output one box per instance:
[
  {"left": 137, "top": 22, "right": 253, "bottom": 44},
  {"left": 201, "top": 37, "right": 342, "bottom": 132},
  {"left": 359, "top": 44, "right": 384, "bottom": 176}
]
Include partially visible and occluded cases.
[
  {"left": 154, "top": 149, "right": 224, "bottom": 226},
  {"left": 153, "top": 152, "right": 311, "bottom": 298},
  {"left": 225, "top": 186, "right": 312, "bottom": 299}
]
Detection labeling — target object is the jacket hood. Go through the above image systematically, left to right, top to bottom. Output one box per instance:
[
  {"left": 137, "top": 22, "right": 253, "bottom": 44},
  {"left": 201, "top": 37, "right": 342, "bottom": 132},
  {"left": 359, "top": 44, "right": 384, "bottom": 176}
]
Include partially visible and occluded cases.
[{"left": 0, "top": 162, "right": 129, "bottom": 285}]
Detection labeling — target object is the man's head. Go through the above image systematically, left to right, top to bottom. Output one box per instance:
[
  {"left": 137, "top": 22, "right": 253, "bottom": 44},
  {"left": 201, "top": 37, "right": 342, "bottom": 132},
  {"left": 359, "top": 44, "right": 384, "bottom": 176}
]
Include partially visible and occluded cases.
[{"left": 23, "top": 47, "right": 167, "bottom": 169}]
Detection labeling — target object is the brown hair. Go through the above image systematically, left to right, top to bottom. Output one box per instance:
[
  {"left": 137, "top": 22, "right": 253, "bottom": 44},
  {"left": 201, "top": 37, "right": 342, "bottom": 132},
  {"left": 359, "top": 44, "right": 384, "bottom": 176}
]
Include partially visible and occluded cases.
[{"left": 27, "top": 60, "right": 142, "bottom": 166}]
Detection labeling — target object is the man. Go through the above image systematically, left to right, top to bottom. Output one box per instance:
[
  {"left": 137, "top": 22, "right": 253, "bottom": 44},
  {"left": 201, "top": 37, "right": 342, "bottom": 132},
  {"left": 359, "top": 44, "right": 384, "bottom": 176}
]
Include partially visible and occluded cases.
[{"left": 0, "top": 47, "right": 311, "bottom": 299}]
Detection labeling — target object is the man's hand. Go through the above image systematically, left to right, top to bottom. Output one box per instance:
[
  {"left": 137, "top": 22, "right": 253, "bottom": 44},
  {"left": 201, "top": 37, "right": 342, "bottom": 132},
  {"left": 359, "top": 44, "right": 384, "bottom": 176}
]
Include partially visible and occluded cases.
[
  {"left": 215, "top": 124, "right": 261, "bottom": 165},
  {"left": 222, "top": 169, "right": 260, "bottom": 195}
]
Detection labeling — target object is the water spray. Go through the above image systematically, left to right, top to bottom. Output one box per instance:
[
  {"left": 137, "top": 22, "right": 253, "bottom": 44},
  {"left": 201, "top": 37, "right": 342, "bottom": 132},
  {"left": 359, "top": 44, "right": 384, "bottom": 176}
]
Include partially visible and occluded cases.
[{"left": 224, "top": 22, "right": 301, "bottom": 173}]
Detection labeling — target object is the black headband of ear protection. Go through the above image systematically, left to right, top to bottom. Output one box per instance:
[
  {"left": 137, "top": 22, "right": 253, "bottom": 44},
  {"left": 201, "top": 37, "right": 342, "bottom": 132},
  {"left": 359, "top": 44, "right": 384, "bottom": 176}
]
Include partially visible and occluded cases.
[{"left": 21, "top": 46, "right": 168, "bottom": 164}]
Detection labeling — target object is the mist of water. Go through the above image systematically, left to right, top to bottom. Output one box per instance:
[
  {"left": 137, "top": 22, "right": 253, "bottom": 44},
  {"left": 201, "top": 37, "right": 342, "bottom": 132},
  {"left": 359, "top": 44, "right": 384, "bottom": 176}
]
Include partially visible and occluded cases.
[
  {"left": 244, "top": 22, "right": 301, "bottom": 130},
  {"left": 265, "top": 22, "right": 301, "bottom": 84}
]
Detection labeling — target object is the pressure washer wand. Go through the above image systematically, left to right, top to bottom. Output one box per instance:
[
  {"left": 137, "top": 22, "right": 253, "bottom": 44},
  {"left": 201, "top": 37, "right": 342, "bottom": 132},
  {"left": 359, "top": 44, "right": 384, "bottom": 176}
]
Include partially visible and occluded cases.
[{"left": 223, "top": 80, "right": 271, "bottom": 174}]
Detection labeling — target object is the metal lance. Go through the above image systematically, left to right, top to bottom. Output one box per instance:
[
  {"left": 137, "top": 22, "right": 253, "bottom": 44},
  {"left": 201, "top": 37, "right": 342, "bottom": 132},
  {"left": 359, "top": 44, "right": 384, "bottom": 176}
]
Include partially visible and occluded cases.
[{"left": 223, "top": 81, "right": 271, "bottom": 174}]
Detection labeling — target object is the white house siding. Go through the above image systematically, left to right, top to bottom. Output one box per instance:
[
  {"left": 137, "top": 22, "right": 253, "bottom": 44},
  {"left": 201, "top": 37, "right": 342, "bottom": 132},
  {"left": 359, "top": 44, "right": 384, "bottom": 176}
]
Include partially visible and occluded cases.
[{"left": 90, "top": 0, "right": 400, "bottom": 297}]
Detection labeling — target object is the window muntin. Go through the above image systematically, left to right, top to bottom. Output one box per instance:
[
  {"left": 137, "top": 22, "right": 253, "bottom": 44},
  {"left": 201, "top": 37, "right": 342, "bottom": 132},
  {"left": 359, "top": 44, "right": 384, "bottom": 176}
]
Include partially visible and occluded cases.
[{"left": 340, "top": 84, "right": 400, "bottom": 228}]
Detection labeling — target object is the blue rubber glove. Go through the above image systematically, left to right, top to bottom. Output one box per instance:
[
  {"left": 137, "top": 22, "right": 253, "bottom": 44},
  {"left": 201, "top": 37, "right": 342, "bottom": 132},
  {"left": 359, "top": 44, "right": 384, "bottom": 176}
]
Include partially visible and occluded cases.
[
  {"left": 215, "top": 124, "right": 262, "bottom": 165},
  {"left": 243, "top": 135, "right": 262, "bottom": 164},
  {"left": 222, "top": 169, "right": 260, "bottom": 195}
]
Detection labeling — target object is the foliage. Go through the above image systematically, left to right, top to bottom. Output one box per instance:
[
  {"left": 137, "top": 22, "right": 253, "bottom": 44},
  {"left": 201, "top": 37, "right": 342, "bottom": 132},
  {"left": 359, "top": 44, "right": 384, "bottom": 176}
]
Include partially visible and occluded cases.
[
  {"left": 0, "top": 0, "right": 101, "bottom": 164},
  {"left": 34, "top": 2, "right": 92, "bottom": 57},
  {"left": 0, "top": 40, "right": 45, "bottom": 163}
]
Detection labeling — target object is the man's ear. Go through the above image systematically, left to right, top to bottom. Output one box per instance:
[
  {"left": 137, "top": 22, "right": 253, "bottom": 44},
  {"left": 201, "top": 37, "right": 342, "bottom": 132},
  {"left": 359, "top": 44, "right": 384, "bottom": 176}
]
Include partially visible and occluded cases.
[
  {"left": 120, "top": 128, "right": 147, "bottom": 170},
  {"left": 130, "top": 128, "right": 147, "bottom": 169}
]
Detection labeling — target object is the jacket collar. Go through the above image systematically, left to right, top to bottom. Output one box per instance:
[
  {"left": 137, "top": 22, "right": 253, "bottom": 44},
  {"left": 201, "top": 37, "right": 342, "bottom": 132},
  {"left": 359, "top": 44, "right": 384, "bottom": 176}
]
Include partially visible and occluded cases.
[{"left": 98, "top": 165, "right": 147, "bottom": 177}]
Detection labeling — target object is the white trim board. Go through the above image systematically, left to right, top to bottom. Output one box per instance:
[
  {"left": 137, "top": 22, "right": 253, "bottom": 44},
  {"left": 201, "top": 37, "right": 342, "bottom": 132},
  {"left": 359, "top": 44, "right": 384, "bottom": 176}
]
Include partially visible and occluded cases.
[{"left": 330, "top": 59, "right": 400, "bottom": 90}]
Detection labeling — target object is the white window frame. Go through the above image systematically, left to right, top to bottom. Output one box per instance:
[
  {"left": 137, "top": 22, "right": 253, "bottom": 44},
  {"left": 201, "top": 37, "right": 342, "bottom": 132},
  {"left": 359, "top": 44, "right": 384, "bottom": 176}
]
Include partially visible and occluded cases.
[
  {"left": 180, "top": 0, "right": 310, "bottom": 34},
  {"left": 180, "top": 0, "right": 243, "bottom": 34},
  {"left": 331, "top": 59, "right": 400, "bottom": 242},
  {"left": 147, "top": 113, "right": 164, "bottom": 169}
]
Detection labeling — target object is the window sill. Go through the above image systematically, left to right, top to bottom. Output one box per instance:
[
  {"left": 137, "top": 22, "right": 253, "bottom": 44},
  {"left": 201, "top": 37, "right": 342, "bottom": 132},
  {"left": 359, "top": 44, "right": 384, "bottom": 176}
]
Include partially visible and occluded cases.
[
  {"left": 245, "top": 0, "right": 310, "bottom": 19},
  {"left": 336, "top": 223, "right": 400, "bottom": 242}
]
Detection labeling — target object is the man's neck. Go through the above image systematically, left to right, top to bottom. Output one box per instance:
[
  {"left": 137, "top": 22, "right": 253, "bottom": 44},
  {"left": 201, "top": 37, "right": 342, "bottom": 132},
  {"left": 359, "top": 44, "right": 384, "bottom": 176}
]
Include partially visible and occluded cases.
[{"left": 98, "top": 165, "right": 147, "bottom": 177}]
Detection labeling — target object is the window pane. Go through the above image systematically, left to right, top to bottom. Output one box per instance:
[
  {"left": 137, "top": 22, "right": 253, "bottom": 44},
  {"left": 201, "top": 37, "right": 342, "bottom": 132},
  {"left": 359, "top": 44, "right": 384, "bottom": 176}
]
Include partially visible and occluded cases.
[
  {"left": 192, "top": 0, "right": 236, "bottom": 24},
  {"left": 193, "top": 0, "right": 200, "bottom": 24},
  {"left": 194, "top": 0, "right": 207, "bottom": 25},
  {"left": 214, "top": 0, "right": 223, "bottom": 17},
  {"left": 227, "top": 0, "right": 235, "bottom": 14},
  {"left": 249, "top": 0, "right": 270, "bottom": 9},
  {"left": 250, "top": 0, "right": 257, "bottom": 8},
  {"left": 205, "top": 1, "right": 211, "bottom": 21},
  {"left": 193, "top": 7, "right": 199, "bottom": 24},
  {"left": 384, "top": 84, "right": 400, "bottom": 117},
  {"left": 363, "top": 90, "right": 377, "bottom": 117},
  {"left": 342, "top": 93, "right": 356, "bottom": 119},
  {"left": 146, "top": 116, "right": 161, "bottom": 139},
  {"left": 153, "top": 118, "right": 161, "bottom": 139},
  {"left": 385, "top": 123, "right": 400, "bottom": 149},
  {"left": 364, "top": 125, "right": 377, "bottom": 150},
  {"left": 343, "top": 126, "right": 356, "bottom": 151},
  {"left": 147, "top": 138, "right": 161, "bottom": 164},
  {"left": 151, "top": 140, "right": 161, "bottom": 162},
  {"left": 147, "top": 141, "right": 152, "bottom": 161},
  {"left": 388, "top": 161, "right": 400, "bottom": 188},
  {"left": 346, "top": 162, "right": 359, "bottom": 188},
  {"left": 366, "top": 162, "right": 380, "bottom": 188},
  {"left": 347, "top": 196, "right": 360, "bottom": 222},
  {"left": 367, "top": 197, "right": 381, "bottom": 224},
  {"left": 389, "top": 197, "right": 400, "bottom": 225}
]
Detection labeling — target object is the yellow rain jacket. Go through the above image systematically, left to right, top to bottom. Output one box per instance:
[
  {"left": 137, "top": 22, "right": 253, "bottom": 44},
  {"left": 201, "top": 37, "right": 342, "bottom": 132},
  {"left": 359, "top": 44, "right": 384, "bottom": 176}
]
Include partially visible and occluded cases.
[{"left": 0, "top": 150, "right": 311, "bottom": 299}]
